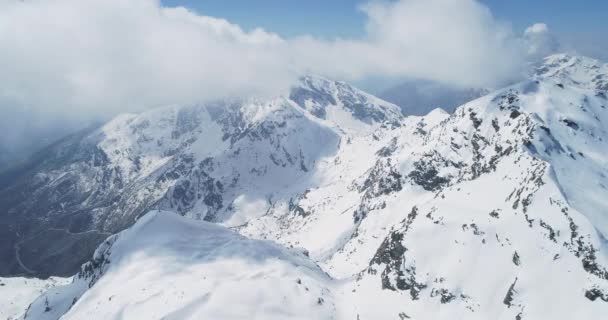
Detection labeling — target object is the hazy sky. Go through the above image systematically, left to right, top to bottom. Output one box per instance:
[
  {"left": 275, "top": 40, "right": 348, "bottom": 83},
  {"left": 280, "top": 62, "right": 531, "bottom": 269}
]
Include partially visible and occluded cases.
[{"left": 162, "top": 0, "right": 607, "bottom": 60}]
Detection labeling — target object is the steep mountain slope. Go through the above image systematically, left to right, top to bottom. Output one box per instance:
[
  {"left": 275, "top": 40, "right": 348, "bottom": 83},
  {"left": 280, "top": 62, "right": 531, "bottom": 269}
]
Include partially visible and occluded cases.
[
  {"left": 5, "top": 54, "right": 608, "bottom": 319},
  {"left": 235, "top": 59, "right": 608, "bottom": 318},
  {"left": 0, "top": 76, "right": 401, "bottom": 277}
]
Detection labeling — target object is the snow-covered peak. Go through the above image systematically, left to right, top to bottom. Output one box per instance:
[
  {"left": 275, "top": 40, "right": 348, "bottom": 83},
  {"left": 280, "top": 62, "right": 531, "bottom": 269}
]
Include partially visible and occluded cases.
[
  {"left": 536, "top": 53, "right": 608, "bottom": 91},
  {"left": 5, "top": 56, "right": 608, "bottom": 319},
  {"left": 89, "top": 75, "right": 403, "bottom": 184},
  {"left": 290, "top": 75, "right": 403, "bottom": 131},
  {"left": 453, "top": 77, "right": 608, "bottom": 237},
  {"left": 24, "top": 211, "right": 336, "bottom": 320}
]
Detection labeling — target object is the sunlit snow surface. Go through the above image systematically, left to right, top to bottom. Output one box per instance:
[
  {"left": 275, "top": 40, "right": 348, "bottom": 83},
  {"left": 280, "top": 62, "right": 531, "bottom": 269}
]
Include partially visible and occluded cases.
[
  {"left": 16, "top": 55, "right": 608, "bottom": 319},
  {"left": 24, "top": 211, "right": 336, "bottom": 320},
  {"left": 0, "top": 277, "right": 69, "bottom": 320}
]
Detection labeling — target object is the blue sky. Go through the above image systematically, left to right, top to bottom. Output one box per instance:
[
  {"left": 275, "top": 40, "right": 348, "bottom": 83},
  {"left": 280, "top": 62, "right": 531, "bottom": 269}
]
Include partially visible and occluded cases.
[{"left": 162, "top": 0, "right": 608, "bottom": 59}]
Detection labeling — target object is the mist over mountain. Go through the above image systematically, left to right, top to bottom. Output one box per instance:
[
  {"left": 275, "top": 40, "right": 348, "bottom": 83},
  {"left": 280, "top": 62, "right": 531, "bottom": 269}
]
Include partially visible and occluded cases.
[
  {"left": 0, "top": 0, "right": 561, "bottom": 158},
  {"left": 1, "top": 0, "right": 608, "bottom": 319},
  {"left": 2, "top": 54, "right": 608, "bottom": 319},
  {"left": 378, "top": 79, "right": 489, "bottom": 116},
  {"left": 0, "top": 123, "right": 80, "bottom": 169}
]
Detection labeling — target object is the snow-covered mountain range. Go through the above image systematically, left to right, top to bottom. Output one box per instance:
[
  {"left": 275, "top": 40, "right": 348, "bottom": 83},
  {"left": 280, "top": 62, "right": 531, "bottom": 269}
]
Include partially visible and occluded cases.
[{"left": 2, "top": 54, "right": 608, "bottom": 319}]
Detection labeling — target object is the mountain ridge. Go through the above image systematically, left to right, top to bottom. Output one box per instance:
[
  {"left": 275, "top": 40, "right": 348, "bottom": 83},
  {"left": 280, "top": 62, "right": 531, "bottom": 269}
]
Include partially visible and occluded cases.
[
  {"left": 3, "top": 54, "right": 608, "bottom": 319},
  {"left": 0, "top": 75, "right": 401, "bottom": 277}
]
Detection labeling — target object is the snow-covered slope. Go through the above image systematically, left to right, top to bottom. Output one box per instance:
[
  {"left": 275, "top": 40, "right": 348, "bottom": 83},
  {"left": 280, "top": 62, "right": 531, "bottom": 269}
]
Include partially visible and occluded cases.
[
  {"left": 535, "top": 54, "right": 608, "bottom": 92},
  {"left": 4, "top": 55, "right": 608, "bottom": 319},
  {"left": 237, "top": 55, "right": 608, "bottom": 318},
  {"left": 236, "top": 73, "right": 608, "bottom": 319},
  {"left": 0, "top": 76, "right": 401, "bottom": 277},
  {"left": 23, "top": 211, "right": 336, "bottom": 320},
  {"left": 0, "top": 277, "right": 69, "bottom": 320}
]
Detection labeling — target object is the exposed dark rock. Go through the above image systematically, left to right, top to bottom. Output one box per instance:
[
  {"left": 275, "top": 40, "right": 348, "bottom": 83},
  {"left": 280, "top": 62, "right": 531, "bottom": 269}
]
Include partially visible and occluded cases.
[
  {"left": 496, "top": 91, "right": 520, "bottom": 112},
  {"left": 469, "top": 111, "right": 483, "bottom": 129},
  {"left": 492, "top": 118, "right": 500, "bottom": 132},
  {"left": 561, "top": 119, "right": 579, "bottom": 130},
  {"left": 376, "top": 137, "right": 399, "bottom": 157},
  {"left": 408, "top": 158, "right": 449, "bottom": 192},
  {"left": 354, "top": 159, "right": 404, "bottom": 223},
  {"left": 361, "top": 159, "right": 403, "bottom": 198},
  {"left": 289, "top": 198, "right": 310, "bottom": 217},
  {"left": 370, "top": 207, "right": 426, "bottom": 300},
  {"left": 539, "top": 220, "right": 558, "bottom": 243},
  {"left": 462, "top": 223, "right": 485, "bottom": 236},
  {"left": 372, "top": 231, "right": 407, "bottom": 267},
  {"left": 580, "top": 245, "right": 608, "bottom": 280},
  {"left": 512, "top": 251, "right": 521, "bottom": 266},
  {"left": 503, "top": 278, "right": 518, "bottom": 307},
  {"left": 431, "top": 288, "right": 457, "bottom": 304},
  {"left": 585, "top": 288, "right": 608, "bottom": 302},
  {"left": 398, "top": 312, "right": 411, "bottom": 319}
]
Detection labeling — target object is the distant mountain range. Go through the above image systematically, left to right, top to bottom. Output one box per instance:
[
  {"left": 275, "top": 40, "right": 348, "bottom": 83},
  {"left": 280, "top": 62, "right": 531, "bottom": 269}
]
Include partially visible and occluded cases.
[{"left": 2, "top": 54, "right": 608, "bottom": 319}]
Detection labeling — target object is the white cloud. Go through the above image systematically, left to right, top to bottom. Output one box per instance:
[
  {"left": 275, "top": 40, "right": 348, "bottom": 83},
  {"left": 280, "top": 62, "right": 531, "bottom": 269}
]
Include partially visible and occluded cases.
[
  {"left": 0, "top": 0, "right": 548, "bottom": 137},
  {"left": 0, "top": 0, "right": 295, "bottom": 118},
  {"left": 352, "top": 0, "right": 527, "bottom": 86},
  {"left": 524, "top": 23, "right": 560, "bottom": 59},
  {"left": 525, "top": 23, "right": 550, "bottom": 34}
]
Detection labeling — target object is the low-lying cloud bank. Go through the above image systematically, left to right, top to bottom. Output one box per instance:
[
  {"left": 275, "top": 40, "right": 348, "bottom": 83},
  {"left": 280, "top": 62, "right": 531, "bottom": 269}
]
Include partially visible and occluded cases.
[{"left": 0, "top": 0, "right": 557, "bottom": 149}]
